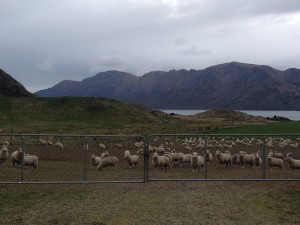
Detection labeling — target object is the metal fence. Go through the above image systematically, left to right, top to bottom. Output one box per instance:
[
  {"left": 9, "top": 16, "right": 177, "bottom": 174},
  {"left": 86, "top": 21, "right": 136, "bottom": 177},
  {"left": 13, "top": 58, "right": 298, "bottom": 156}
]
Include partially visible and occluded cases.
[{"left": 0, "top": 133, "right": 299, "bottom": 184}]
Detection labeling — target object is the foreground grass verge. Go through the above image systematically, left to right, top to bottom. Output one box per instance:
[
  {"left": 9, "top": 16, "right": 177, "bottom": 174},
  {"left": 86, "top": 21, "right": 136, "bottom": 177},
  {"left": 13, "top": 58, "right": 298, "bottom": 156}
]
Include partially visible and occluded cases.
[{"left": 0, "top": 182, "right": 299, "bottom": 225}]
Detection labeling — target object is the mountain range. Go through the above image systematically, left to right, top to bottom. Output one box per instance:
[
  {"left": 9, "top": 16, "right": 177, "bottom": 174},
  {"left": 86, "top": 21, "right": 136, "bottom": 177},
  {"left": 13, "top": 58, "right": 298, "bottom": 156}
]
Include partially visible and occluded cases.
[
  {"left": 35, "top": 62, "right": 300, "bottom": 110},
  {"left": 0, "top": 69, "right": 33, "bottom": 97}
]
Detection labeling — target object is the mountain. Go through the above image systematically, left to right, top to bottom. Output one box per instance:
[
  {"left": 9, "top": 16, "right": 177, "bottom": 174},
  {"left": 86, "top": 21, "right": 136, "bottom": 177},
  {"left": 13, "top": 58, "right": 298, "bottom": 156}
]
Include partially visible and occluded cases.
[
  {"left": 35, "top": 62, "right": 300, "bottom": 110},
  {"left": 0, "top": 69, "right": 33, "bottom": 97}
]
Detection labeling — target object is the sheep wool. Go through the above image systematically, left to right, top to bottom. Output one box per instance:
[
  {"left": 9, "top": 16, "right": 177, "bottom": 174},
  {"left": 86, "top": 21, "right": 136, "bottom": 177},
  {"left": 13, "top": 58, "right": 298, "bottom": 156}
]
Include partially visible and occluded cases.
[
  {"left": 124, "top": 150, "right": 139, "bottom": 168},
  {"left": 97, "top": 156, "right": 118, "bottom": 171},
  {"left": 285, "top": 157, "right": 300, "bottom": 170}
]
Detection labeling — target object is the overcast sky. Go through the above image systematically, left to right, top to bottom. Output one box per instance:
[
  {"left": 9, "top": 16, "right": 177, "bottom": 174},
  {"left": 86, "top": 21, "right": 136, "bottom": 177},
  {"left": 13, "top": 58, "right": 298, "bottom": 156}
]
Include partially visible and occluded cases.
[{"left": 1, "top": 0, "right": 300, "bottom": 92}]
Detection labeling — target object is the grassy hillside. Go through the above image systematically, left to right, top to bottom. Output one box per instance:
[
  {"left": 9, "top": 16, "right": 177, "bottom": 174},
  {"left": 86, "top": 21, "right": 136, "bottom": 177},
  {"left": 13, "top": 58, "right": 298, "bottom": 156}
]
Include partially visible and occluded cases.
[
  {"left": 0, "top": 97, "right": 299, "bottom": 135},
  {"left": 0, "top": 97, "right": 206, "bottom": 134}
]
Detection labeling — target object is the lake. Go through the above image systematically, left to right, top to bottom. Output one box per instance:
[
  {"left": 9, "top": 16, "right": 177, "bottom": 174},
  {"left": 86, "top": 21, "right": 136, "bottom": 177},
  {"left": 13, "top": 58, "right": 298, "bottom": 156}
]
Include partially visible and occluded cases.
[{"left": 159, "top": 109, "right": 300, "bottom": 121}]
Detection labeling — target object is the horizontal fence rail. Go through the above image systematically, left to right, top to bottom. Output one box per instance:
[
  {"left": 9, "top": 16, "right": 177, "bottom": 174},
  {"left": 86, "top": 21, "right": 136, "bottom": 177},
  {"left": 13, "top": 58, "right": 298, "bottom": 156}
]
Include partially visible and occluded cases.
[{"left": 0, "top": 133, "right": 299, "bottom": 184}]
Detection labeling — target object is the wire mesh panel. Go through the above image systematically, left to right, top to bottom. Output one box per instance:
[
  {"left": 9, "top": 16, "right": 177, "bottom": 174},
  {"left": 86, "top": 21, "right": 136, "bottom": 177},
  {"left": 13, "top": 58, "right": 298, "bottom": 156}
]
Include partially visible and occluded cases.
[
  {"left": 1, "top": 133, "right": 299, "bottom": 183},
  {"left": 0, "top": 134, "right": 146, "bottom": 184},
  {"left": 0, "top": 134, "right": 24, "bottom": 182},
  {"left": 147, "top": 134, "right": 300, "bottom": 181},
  {"left": 147, "top": 134, "right": 206, "bottom": 181},
  {"left": 84, "top": 135, "right": 146, "bottom": 183},
  {"left": 264, "top": 135, "right": 300, "bottom": 180}
]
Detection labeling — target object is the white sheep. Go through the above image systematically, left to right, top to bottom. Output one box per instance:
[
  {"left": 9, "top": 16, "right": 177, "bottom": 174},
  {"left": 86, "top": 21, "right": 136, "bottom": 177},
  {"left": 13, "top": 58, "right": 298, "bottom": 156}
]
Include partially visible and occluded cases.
[
  {"left": 39, "top": 138, "right": 48, "bottom": 145},
  {"left": 4, "top": 141, "right": 9, "bottom": 147},
  {"left": 55, "top": 141, "right": 64, "bottom": 149},
  {"left": 99, "top": 143, "right": 106, "bottom": 150},
  {"left": 116, "top": 143, "right": 123, "bottom": 149},
  {"left": 0, "top": 145, "right": 9, "bottom": 165},
  {"left": 154, "top": 146, "right": 165, "bottom": 154},
  {"left": 17, "top": 148, "right": 38, "bottom": 170},
  {"left": 136, "top": 148, "right": 144, "bottom": 156},
  {"left": 204, "top": 149, "right": 213, "bottom": 166},
  {"left": 11, "top": 150, "right": 21, "bottom": 167},
  {"left": 124, "top": 150, "right": 139, "bottom": 168},
  {"left": 215, "top": 150, "right": 232, "bottom": 166},
  {"left": 267, "top": 150, "right": 273, "bottom": 157},
  {"left": 100, "top": 151, "right": 109, "bottom": 159},
  {"left": 274, "top": 151, "right": 283, "bottom": 159},
  {"left": 152, "top": 152, "right": 173, "bottom": 172},
  {"left": 168, "top": 152, "right": 183, "bottom": 166},
  {"left": 190, "top": 152, "right": 204, "bottom": 173},
  {"left": 239, "top": 152, "right": 255, "bottom": 168},
  {"left": 179, "top": 153, "right": 193, "bottom": 167},
  {"left": 254, "top": 153, "right": 262, "bottom": 169},
  {"left": 91, "top": 154, "right": 102, "bottom": 167},
  {"left": 232, "top": 154, "right": 240, "bottom": 165},
  {"left": 97, "top": 156, "right": 118, "bottom": 171},
  {"left": 267, "top": 156, "right": 284, "bottom": 170},
  {"left": 285, "top": 157, "right": 300, "bottom": 170}
]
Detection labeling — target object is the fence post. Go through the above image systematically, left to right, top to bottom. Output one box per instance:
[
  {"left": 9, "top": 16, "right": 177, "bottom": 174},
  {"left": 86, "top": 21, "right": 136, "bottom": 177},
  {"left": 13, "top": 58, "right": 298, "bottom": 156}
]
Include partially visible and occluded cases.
[
  {"left": 204, "top": 135, "right": 208, "bottom": 179},
  {"left": 21, "top": 136, "right": 25, "bottom": 183},
  {"left": 144, "top": 137, "right": 148, "bottom": 183},
  {"left": 262, "top": 137, "right": 266, "bottom": 180},
  {"left": 84, "top": 138, "right": 88, "bottom": 182}
]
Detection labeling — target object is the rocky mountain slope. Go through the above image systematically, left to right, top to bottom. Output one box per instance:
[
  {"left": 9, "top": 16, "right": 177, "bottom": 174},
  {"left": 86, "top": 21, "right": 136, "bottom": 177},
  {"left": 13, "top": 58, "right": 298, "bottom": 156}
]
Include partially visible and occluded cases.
[
  {"left": 35, "top": 62, "right": 300, "bottom": 110},
  {"left": 0, "top": 69, "right": 33, "bottom": 97}
]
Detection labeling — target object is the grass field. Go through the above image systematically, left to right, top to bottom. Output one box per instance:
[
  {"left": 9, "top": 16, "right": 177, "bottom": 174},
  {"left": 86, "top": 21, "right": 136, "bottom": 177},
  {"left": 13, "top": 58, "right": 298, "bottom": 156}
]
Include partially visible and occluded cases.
[{"left": 1, "top": 97, "right": 300, "bottom": 224}]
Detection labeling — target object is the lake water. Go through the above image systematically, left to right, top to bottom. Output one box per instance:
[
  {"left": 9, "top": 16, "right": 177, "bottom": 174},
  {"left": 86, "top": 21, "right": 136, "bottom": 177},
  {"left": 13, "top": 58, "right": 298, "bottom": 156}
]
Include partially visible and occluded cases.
[{"left": 159, "top": 109, "right": 300, "bottom": 121}]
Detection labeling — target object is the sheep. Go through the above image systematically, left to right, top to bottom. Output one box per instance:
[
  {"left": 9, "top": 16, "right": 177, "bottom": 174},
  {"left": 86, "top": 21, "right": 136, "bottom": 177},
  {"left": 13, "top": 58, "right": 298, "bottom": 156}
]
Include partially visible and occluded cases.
[
  {"left": 39, "top": 138, "right": 48, "bottom": 145},
  {"left": 4, "top": 141, "right": 9, "bottom": 147},
  {"left": 55, "top": 141, "right": 64, "bottom": 149},
  {"left": 134, "top": 142, "right": 143, "bottom": 148},
  {"left": 99, "top": 143, "right": 106, "bottom": 150},
  {"left": 116, "top": 143, "right": 123, "bottom": 149},
  {"left": 0, "top": 145, "right": 9, "bottom": 165},
  {"left": 154, "top": 146, "right": 165, "bottom": 154},
  {"left": 136, "top": 148, "right": 144, "bottom": 156},
  {"left": 17, "top": 149, "right": 38, "bottom": 170},
  {"left": 204, "top": 149, "right": 213, "bottom": 166},
  {"left": 11, "top": 150, "right": 21, "bottom": 167},
  {"left": 124, "top": 150, "right": 139, "bottom": 168},
  {"left": 215, "top": 150, "right": 232, "bottom": 166},
  {"left": 267, "top": 150, "right": 273, "bottom": 157},
  {"left": 100, "top": 151, "right": 109, "bottom": 159},
  {"left": 274, "top": 151, "right": 283, "bottom": 159},
  {"left": 152, "top": 152, "right": 173, "bottom": 172},
  {"left": 168, "top": 152, "right": 183, "bottom": 166},
  {"left": 190, "top": 152, "right": 204, "bottom": 173},
  {"left": 239, "top": 152, "right": 255, "bottom": 168},
  {"left": 286, "top": 152, "right": 293, "bottom": 158},
  {"left": 179, "top": 153, "right": 193, "bottom": 167},
  {"left": 254, "top": 153, "right": 262, "bottom": 169},
  {"left": 24, "top": 154, "right": 38, "bottom": 170},
  {"left": 91, "top": 154, "right": 102, "bottom": 167},
  {"left": 232, "top": 154, "right": 240, "bottom": 165},
  {"left": 97, "top": 156, "right": 118, "bottom": 171},
  {"left": 267, "top": 156, "right": 284, "bottom": 170},
  {"left": 285, "top": 157, "right": 300, "bottom": 170}
]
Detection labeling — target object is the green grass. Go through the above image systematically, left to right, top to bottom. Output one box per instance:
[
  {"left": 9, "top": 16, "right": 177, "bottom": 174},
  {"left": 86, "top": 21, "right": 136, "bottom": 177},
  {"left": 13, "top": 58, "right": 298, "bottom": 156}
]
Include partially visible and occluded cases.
[
  {"left": 1, "top": 97, "right": 299, "bottom": 135},
  {"left": 210, "top": 121, "right": 300, "bottom": 134}
]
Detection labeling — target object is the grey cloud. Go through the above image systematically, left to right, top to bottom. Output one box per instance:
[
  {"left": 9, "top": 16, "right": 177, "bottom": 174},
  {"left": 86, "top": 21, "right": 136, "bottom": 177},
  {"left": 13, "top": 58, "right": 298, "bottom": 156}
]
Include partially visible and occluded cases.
[
  {"left": 0, "top": 0, "right": 300, "bottom": 92},
  {"left": 181, "top": 47, "right": 211, "bottom": 56}
]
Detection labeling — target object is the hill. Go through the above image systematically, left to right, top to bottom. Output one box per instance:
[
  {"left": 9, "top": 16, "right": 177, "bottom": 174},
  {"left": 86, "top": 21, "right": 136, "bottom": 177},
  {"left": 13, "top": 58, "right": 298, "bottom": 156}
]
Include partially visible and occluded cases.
[
  {"left": 35, "top": 62, "right": 300, "bottom": 110},
  {"left": 0, "top": 69, "right": 33, "bottom": 97},
  {"left": 0, "top": 97, "right": 272, "bottom": 134},
  {"left": 0, "top": 97, "right": 183, "bottom": 134}
]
